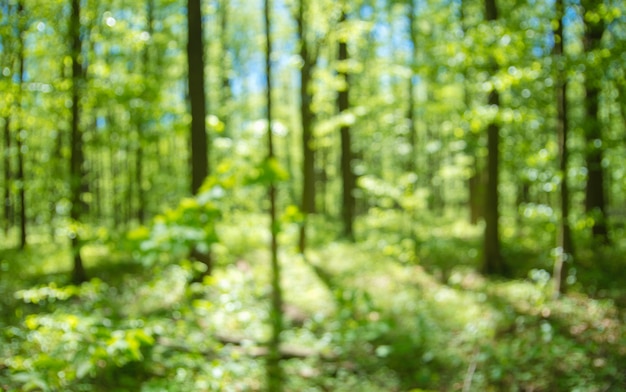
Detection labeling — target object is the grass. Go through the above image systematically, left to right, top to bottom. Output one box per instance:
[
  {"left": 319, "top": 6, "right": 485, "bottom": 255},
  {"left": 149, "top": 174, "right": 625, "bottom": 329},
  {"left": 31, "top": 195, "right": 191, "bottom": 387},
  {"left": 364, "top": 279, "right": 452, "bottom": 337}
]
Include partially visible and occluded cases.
[{"left": 1, "top": 213, "right": 625, "bottom": 391}]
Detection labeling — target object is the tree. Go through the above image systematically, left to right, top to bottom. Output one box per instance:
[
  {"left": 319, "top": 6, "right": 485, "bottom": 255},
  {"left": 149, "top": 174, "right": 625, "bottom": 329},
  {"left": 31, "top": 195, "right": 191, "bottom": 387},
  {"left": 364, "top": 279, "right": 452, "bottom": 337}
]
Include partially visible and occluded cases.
[
  {"left": 0, "top": 0, "right": 29, "bottom": 247},
  {"left": 14, "top": 0, "right": 27, "bottom": 249},
  {"left": 69, "top": 0, "right": 87, "bottom": 283},
  {"left": 134, "top": 0, "right": 157, "bottom": 225},
  {"left": 187, "top": 0, "right": 208, "bottom": 195},
  {"left": 187, "top": 0, "right": 212, "bottom": 274},
  {"left": 218, "top": 0, "right": 233, "bottom": 138},
  {"left": 264, "top": 0, "right": 284, "bottom": 389},
  {"left": 296, "top": 0, "right": 318, "bottom": 252},
  {"left": 406, "top": 0, "right": 418, "bottom": 174},
  {"left": 460, "top": 0, "right": 484, "bottom": 225},
  {"left": 482, "top": 0, "right": 503, "bottom": 275},
  {"left": 553, "top": 0, "right": 573, "bottom": 296},
  {"left": 581, "top": 0, "right": 608, "bottom": 244},
  {"left": 1, "top": 2, "right": 15, "bottom": 239},
  {"left": 338, "top": 7, "right": 355, "bottom": 241},
  {"left": 2, "top": 114, "right": 11, "bottom": 236}
]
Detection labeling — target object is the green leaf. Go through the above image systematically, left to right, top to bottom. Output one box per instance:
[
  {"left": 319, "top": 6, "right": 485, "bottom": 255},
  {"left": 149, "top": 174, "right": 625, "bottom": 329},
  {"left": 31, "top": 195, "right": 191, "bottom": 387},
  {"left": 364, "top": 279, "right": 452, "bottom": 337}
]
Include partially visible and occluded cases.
[
  {"left": 245, "top": 157, "right": 289, "bottom": 186},
  {"left": 282, "top": 204, "right": 304, "bottom": 224}
]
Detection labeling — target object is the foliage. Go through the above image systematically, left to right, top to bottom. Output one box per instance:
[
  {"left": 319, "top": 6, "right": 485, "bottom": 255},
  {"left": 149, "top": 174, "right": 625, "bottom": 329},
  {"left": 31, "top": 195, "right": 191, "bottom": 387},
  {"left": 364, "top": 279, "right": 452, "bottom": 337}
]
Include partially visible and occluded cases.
[
  {"left": 2, "top": 0, "right": 626, "bottom": 390},
  {"left": 126, "top": 180, "right": 223, "bottom": 267},
  {"left": 2, "top": 208, "right": 626, "bottom": 391}
]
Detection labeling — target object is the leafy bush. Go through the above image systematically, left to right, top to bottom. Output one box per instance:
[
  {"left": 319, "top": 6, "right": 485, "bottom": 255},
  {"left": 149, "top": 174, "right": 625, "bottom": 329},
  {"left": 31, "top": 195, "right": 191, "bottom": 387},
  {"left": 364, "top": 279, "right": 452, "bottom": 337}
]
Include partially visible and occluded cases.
[
  {"left": 126, "top": 181, "right": 223, "bottom": 267},
  {"left": 4, "top": 280, "right": 156, "bottom": 391}
]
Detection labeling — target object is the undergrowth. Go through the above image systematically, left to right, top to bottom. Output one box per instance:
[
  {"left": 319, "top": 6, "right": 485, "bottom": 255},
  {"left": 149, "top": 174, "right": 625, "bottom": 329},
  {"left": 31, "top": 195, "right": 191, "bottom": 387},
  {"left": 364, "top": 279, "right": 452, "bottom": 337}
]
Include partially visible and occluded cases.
[{"left": 1, "top": 211, "right": 625, "bottom": 391}]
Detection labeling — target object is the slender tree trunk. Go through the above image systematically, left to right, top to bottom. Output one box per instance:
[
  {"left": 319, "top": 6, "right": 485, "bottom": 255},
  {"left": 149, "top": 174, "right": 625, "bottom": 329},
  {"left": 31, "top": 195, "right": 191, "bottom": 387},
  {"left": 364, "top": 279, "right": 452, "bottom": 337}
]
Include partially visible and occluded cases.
[
  {"left": 70, "top": 0, "right": 87, "bottom": 283},
  {"left": 135, "top": 0, "right": 155, "bottom": 225},
  {"left": 187, "top": 0, "right": 212, "bottom": 274},
  {"left": 188, "top": 0, "right": 208, "bottom": 195},
  {"left": 219, "top": 0, "right": 232, "bottom": 138},
  {"left": 297, "top": 0, "right": 316, "bottom": 253},
  {"left": 404, "top": 0, "right": 421, "bottom": 244},
  {"left": 406, "top": 0, "right": 417, "bottom": 174},
  {"left": 461, "top": 0, "right": 483, "bottom": 225},
  {"left": 482, "top": 0, "right": 503, "bottom": 275},
  {"left": 553, "top": 0, "right": 573, "bottom": 297},
  {"left": 581, "top": 0, "right": 608, "bottom": 244},
  {"left": 15, "top": 1, "right": 27, "bottom": 249},
  {"left": 264, "top": 1, "right": 284, "bottom": 390},
  {"left": 3, "top": 3, "right": 16, "bottom": 239},
  {"left": 338, "top": 9, "right": 355, "bottom": 241},
  {"left": 483, "top": 96, "right": 502, "bottom": 274},
  {"left": 16, "top": 101, "right": 26, "bottom": 249},
  {"left": 3, "top": 116, "right": 13, "bottom": 236},
  {"left": 48, "top": 128, "right": 64, "bottom": 238},
  {"left": 136, "top": 128, "right": 145, "bottom": 223},
  {"left": 110, "top": 135, "right": 122, "bottom": 228},
  {"left": 92, "top": 142, "right": 102, "bottom": 220},
  {"left": 126, "top": 145, "right": 134, "bottom": 225},
  {"left": 318, "top": 146, "right": 328, "bottom": 215},
  {"left": 469, "top": 168, "right": 484, "bottom": 224}
]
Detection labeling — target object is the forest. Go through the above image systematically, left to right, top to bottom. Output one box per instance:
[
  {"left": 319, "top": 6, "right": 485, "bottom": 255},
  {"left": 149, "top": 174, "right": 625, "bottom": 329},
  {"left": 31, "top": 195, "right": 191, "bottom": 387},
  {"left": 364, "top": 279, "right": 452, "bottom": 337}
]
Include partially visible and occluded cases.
[{"left": 1, "top": 0, "right": 625, "bottom": 390}]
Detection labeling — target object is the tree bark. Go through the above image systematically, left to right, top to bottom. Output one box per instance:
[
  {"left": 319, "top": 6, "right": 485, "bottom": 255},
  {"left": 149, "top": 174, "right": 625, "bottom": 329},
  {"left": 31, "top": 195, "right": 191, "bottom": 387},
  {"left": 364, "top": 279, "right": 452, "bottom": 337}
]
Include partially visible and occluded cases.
[
  {"left": 70, "top": 0, "right": 87, "bottom": 283},
  {"left": 135, "top": 0, "right": 155, "bottom": 225},
  {"left": 187, "top": 0, "right": 208, "bottom": 195},
  {"left": 187, "top": 0, "right": 212, "bottom": 275},
  {"left": 219, "top": 0, "right": 232, "bottom": 138},
  {"left": 297, "top": 0, "right": 316, "bottom": 253},
  {"left": 406, "top": 0, "right": 418, "bottom": 174},
  {"left": 461, "top": 0, "right": 484, "bottom": 225},
  {"left": 482, "top": 0, "right": 503, "bottom": 275},
  {"left": 553, "top": 0, "right": 573, "bottom": 297},
  {"left": 581, "top": 0, "right": 608, "bottom": 244},
  {"left": 15, "top": 1, "right": 27, "bottom": 249},
  {"left": 264, "top": 1, "right": 285, "bottom": 390},
  {"left": 3, "top": 3, "right": 16, "bottom": 238},
  {"left": 338, "top": 10, "right": 355, "bottom": 241},
  {"left": 3, "top": 116, "right": 12, "bottom": 236},
  {"left": 110, "top": 130, "right": 122, "bottom": 228},
  {"left": 469, "top": 169, "right": 484, "bottom": 224}
]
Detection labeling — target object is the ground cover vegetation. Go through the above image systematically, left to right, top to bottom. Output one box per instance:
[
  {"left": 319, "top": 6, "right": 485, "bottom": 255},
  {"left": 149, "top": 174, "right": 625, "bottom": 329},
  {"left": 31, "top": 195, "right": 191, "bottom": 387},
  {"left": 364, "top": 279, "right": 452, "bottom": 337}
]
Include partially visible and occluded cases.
[{"left": 1, "top": 0, "right": 625, "bottom": 390}]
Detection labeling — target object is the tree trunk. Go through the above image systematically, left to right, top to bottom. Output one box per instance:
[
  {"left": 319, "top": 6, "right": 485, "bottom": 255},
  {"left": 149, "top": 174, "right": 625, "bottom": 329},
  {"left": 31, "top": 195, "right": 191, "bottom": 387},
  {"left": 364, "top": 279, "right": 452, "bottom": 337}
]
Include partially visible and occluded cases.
[
  {"left": 70, "top": 0, "right": 87, "bottom": 283},
  {"left": 135, "top": 0, "right": 155, "bottom": 225},
  {"left": 187, "top": 0, "right": 212, "bottom": 275},
  {"left": 188, "top": 0, "right": 208, "bottom": 195},
  {"left": 219, "top": 0, "right": 232, "bottom": 138},
  {"left": 297, "top": 0, "right": 316, "bottom": 253},
  {"left": 406, "top": 0, "right": 418, "bottom": 174},
  {"left": 460, "top": 0, "right": 483, "bottom": 225},
  {"left": 482, "top": 0, "right": 503, "bottom": 275},
  {"left": 553, "top": 0, "right": 573, "bottom": 297},
  {"left": 581, "top": 0, "right": 608, "bottom": 244},
  {"left": 15, "top": 1, "right": 27, "bottom": 249},
  {"left": 264, "top": 1, "right": 285, "bottom": 390},
  {"left": 3, "top": 3, "right": 16, "bottom": 239},
  {"left": 338, "top": 10, "right": 355, "bottom": 241},
  {"left": 483, "top": 102, "right": 502, "bottom": 275},
  {"left": 3, "top": 116, "right": 13, "bottom": 236},
  {"left": 136, "top": 128, "right": 145, "bottom": 223},
  {"left": 110, "top": 132, "right": 122, "bottom": 228},
  {"left": 91, "top": 140, "right": 102, "bottom": 221},
  {"left": 126, "top": 146, "right": 134, "bottom": 224},
  {"left": 318, "top": 147, "right": 328, "bottom": 215},
  {"left": 469, "top": 167, "right": 484, "bottom": 225}
]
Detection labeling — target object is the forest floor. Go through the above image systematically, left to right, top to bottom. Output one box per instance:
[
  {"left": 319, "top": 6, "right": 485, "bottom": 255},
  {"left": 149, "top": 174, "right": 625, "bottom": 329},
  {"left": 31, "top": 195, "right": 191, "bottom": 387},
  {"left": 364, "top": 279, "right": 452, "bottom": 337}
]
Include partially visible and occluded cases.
[{"left": 1, "top": 213, "right": 625, "bottom": 391}]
